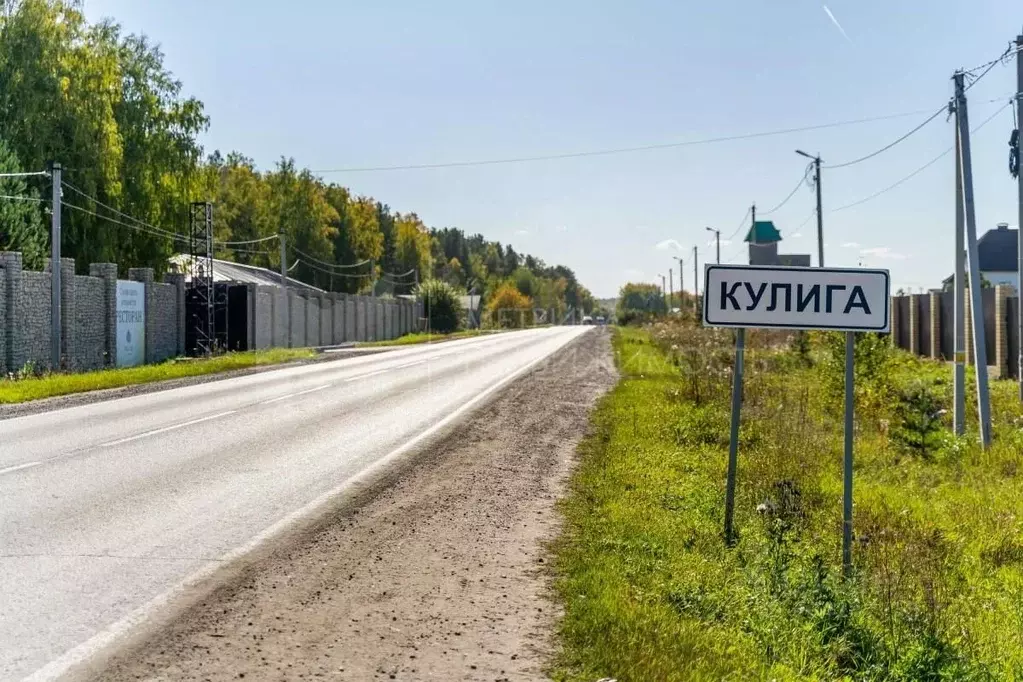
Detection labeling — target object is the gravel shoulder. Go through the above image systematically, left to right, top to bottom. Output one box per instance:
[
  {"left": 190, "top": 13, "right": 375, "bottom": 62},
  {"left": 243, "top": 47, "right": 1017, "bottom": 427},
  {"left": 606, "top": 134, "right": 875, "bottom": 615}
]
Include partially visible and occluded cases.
[{"left": 84, "top": 328, "right": 616, "bottom": 681}]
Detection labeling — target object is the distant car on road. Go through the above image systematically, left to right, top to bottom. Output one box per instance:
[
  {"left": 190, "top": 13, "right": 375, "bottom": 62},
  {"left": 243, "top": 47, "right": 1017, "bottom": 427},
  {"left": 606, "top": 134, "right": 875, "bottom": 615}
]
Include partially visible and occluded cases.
[
  {"left": 582, "top": 316, "right": 594, "bottom": 325},
  {"left": 596, "top": 316, "right": 606, "bottom": 325}
]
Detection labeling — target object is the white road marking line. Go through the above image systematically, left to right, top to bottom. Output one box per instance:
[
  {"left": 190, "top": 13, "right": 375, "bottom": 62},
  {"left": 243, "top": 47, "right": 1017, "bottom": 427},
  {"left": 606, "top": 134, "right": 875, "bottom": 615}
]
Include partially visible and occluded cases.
[
  {"left": 394, "top": 360, "right": 426, "bottom": 369},
  {"left": 344, "top": 369, "right": 388, "bottom": 383},
  {"left": 262, "top": 384, "right": 331, "bottom": 404},
  {"left": 100, "top": 411, "right": 238, "bottom": 448},
  {"left": 0, "top": 461, "right": 42, "bottom": 476}
]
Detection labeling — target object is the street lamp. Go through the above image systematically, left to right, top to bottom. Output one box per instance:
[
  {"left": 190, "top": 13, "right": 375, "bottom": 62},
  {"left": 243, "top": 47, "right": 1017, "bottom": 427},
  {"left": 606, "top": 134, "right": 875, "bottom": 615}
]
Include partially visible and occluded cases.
[
  {"left": 796, "top": 149, "right": 824, "bottom": 268},
  {"left": 705, "top": 227, "right": 720, "bottom": 264}
]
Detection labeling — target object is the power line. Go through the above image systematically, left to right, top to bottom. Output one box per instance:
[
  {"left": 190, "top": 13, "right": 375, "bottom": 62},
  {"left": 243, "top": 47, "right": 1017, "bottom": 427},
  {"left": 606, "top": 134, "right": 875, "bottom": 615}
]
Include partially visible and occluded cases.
[
  {"left": 962, "top": 44, "right": 1021, "bottom": 88},
  {"left": 831, "top": 100, "right": 1012, "bottom": 213},
  {"left": 825, "top": 104, "right": 947, "bottom": 169},
  {"left": 311, "top": 108, "right": 946, "bottom": 174},
  {"left": 760, "top": 164, "right": 813, "bottom": 215},
  {"left": 0, "top": 171, "right": 48, "bottom": 178},
  {"left": 61, "top": 181, "right": 185, "bottom": 241},
  {"left": 0, "top": 193, "right": 45, "bottom": 203},
  {"left": 62, "top": 200, "right": 190, "bottom": 243},
  {"left": 724, "top": 206, "right": 752, "bottom": 242},
  {"left": 215, "top": 234, "right": 279, "bottom": 246},
  {"left": 292, "top": 247, "right": 371, "bottom": 270},
  {"left": 300, "top": 258, "right": 371, "bottom": 278},
  {"left": 382, "top": 268, "right": 416, "bottom": 279}
]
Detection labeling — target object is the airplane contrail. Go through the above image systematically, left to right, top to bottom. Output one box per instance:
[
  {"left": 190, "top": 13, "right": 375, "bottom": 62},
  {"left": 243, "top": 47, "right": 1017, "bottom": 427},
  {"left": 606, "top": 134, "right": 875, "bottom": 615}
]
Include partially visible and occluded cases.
[{"left": 822, "top": 5, "right": 853, "bottom": 44}]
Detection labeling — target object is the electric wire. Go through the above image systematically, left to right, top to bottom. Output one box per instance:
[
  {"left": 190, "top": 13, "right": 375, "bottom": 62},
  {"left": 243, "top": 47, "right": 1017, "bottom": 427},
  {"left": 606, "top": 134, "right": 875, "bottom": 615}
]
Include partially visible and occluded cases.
[
  {"left": 831, "top": 100, "right": 1011, "bottom": 213},
  {"left": 825, "top": 105, "right": 947, "bottom": 169},
  {"left": 310, "top": 108, "right": 948, "bottom": 174},
  {"left": 760, "top": 164, "right": 813, "bottom": 215},
  {"left": 0, "top": 171, "right": 49, "bottom": 178},
  {"left": 61, "top": 181, "right": 186, "bottom": 241},
  {"left": 0, "top": 194, "right": 45, "bottom": 203},
  {"left": 62, "top": 200, "right": 190, "bottom": 243},
  {"left": 724, "top": 206, "right": 752, "bottom": 242},
  {"left": 215, "top": 234, "right": 279, "bottom": 246},
  {"left": 292, "top": 247, "right": 371, "bottom": 270},
  {"left": 299, "top": 258, "right": 372, "bottom": 278}
]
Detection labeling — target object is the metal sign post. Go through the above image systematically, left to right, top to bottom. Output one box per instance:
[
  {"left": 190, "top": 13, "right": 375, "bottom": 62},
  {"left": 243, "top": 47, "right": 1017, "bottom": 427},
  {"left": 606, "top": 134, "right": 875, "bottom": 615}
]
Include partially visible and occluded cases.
[{"left": 704, "top": 264, "right": 890, "bottom": 575}]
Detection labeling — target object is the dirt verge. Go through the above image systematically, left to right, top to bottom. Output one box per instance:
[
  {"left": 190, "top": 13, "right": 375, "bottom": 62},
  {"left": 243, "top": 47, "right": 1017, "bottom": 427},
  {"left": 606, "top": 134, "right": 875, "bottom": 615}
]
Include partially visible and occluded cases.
[{"left": 88, "top": 328, "right": 615, "bottom": 681}]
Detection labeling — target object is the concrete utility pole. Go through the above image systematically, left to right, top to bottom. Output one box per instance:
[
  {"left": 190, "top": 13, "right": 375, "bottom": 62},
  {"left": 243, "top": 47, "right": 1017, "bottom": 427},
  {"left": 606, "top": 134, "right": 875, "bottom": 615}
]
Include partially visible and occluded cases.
[
  {"left": 1016, "top": 32, "right": 1023, "bottom": 401},
  {"left": 953, "top": 70, "right": 993, "bottom": 447},
  {"left": 954, "top": 124, "right": 966, "bottom": 435},
  {"left": 797, "top": 150, "right": 824, "bottom": 267},
  {"left": 50, "top": 162, "right": 61, "bottom": 370},
  {"left": 706, "top": 227, "right": 721, "bottom": 264},
  {"left": 278, "top": 231, "right": 287, "bottom": 288},
  {"left": 692, "top": 245, "right": 699, "bottom": 315},
  {"left": 370, "top": 259, "right": 377, "bottom": 297},
  {"left": 668, "top": 267, "right": 674, "bottom": 314},
  {"left": 660, "top": 274, "right": 667, "bottom": 312}
]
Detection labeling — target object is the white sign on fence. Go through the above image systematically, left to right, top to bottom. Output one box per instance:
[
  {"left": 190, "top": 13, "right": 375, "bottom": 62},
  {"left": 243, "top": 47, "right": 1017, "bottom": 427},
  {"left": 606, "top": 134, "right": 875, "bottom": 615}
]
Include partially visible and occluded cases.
[
  {"left": 703, "top": 264, "right": 890, "bottom": 332},
  {"left": 116, "top": 280, "right": 145, "bottom": 367}
]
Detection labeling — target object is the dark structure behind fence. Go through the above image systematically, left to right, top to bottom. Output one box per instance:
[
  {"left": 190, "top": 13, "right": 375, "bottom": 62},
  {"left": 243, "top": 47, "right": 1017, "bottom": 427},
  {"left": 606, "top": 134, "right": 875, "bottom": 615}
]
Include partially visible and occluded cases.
[{"left": 890, "top": 285, "right": 1019, "bottom": 379}]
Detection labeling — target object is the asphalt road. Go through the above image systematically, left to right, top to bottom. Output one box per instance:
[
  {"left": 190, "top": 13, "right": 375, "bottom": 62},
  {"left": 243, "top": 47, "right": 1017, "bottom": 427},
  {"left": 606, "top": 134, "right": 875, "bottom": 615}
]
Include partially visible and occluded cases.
[{"left": 0, "top": 326, "right": 591, "bottom": 681}]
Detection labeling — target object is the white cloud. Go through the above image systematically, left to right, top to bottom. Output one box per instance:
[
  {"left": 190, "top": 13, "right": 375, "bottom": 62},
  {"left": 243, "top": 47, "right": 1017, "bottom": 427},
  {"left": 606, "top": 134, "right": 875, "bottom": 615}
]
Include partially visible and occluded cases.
[
  {"left": 555, "top": 225, "right": 569, "bottom": 232},
  {"left": 514, "top": 229, "right": 530, "bottom": 236},
  {"left": 789, "top": 232, "right": 803, "bottom": 239},
  {"left": 655, "top": 238, "right": 684, "bottom": 252},
  {"left": 707, "top": 238, "right": 733, "bottom": 247},
  {"left": 841, "top": 242, "right": 860, "bottom": 249},
  {"left": 860, "top": 247, "right": 907, "bottom": 260},
  {"left": 623, "top": 268, "right": 645, "bottom": 280}
]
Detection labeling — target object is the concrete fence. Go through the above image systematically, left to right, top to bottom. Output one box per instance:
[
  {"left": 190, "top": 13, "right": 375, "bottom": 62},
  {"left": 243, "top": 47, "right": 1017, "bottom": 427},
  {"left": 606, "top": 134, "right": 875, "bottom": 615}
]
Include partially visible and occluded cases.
[
  {"left": 0, "top": 251, "right": 423, "bottom": 375},
  {"left": 890, "top": 285, "right": 1020, "bottom": 379}
]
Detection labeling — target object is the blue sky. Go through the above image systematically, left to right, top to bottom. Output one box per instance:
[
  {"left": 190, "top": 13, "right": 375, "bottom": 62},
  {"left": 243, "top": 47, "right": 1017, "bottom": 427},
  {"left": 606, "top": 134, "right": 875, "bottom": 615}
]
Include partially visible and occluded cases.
[{"left": 85, "top": 0, "right": 1021, "bottom": 297}]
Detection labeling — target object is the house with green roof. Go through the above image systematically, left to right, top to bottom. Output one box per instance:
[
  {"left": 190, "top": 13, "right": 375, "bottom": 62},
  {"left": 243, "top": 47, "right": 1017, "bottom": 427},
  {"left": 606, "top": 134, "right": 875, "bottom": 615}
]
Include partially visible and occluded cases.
[{"left": 745, "top": 220, "right": 811, "bottom": 267}]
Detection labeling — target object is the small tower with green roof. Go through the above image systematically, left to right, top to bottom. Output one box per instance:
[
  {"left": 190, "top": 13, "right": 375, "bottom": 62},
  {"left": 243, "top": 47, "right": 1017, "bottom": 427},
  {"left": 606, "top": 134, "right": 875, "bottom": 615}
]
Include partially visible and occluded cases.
[{"left": 745, "top": 220, "right": 782, "bottom": 265}]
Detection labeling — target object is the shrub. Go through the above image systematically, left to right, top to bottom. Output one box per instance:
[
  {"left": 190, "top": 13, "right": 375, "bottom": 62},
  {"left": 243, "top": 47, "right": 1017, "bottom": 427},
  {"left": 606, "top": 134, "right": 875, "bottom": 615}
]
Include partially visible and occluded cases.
[
  {"left": 417, "top": 279, "right": 460, "bottom": 333},
  {"left": 891, "top": 379, "right": 946, "bottom": 458}
]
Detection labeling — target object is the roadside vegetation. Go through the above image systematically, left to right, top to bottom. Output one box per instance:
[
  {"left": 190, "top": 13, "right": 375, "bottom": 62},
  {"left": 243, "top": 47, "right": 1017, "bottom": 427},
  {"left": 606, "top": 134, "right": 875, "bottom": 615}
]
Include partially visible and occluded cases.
[
  {"left": 553, "top": 320, "right": 1023, "bottom": 681},
  {"left": 358, "top": 330, "right": 488, "bottom": 347},
  {"left": 0, "top": 348, "right": 315, "bottom": 404}
]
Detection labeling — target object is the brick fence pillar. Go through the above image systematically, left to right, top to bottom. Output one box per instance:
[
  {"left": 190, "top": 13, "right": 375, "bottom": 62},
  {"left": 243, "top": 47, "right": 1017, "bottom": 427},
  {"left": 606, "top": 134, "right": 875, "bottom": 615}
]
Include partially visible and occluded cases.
[
  {"left": 0, "top": 251, "right": 22, "bottom": 373},
  {"left": 89, "top": 263, "right": 118, "bottom": 366},
  {"left": 129, "top": 267, "right": 155, "bottom": 363},
  {"left": 164, "top": 272, "right": 186, "bottom": 357},
  {"left": 995, "top": 284, "right": 1009, "bottom": 378},
  {"left": 929, "top": 291, "right": 941, "bottom": 359},
  {"left": 909, "top": 295, "right": 920, "bottom": 355},
  {"left": 890, "top": 297, "right": 899, "bottom": 347}
]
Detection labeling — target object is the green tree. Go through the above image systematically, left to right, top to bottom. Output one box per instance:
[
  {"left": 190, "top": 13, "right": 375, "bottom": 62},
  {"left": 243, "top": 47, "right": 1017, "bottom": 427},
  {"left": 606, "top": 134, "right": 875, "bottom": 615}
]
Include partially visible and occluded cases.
[
  {"left": 0, "top": 138, "right": 46, "bottom": 268},
  {"left": 617, "top": 282, "right": 666, "bottom": 324}
]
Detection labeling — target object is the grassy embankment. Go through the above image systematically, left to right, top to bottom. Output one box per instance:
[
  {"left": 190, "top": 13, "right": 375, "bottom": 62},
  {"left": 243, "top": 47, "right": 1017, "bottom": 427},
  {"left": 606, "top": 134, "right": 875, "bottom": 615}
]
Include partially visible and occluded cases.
[
  {"left": 554, "top": 322, "right": 1023, "bottom": 681},
  {"left": 357, "top": 329, "right": 491, "bottom": 347},
  {"left": 0, "top": 348, "right": 316, "bottom": 404}
]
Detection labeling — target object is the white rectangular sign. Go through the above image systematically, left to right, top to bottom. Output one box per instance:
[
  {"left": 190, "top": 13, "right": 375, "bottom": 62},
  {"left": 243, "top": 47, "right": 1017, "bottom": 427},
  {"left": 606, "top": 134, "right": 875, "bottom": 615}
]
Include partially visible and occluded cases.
[
  {"left": 703, "top": 264, "right": 890, "bottom": 332},
  {"left": 116, "top": 280, "right": 146, "bottom": 367}
]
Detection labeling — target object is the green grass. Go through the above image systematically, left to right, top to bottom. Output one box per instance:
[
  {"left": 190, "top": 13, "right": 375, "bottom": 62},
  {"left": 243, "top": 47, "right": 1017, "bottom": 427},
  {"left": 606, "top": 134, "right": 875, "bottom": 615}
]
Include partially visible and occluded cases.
[
  {"left": 552, "top": 323, "right": 1023, "bottom": 681},
  {"left": 357, "top": 329, "right": 491, "bottom": 347},
  {"left": 0, "top": 348, "right": 316, "bottom": 404}
]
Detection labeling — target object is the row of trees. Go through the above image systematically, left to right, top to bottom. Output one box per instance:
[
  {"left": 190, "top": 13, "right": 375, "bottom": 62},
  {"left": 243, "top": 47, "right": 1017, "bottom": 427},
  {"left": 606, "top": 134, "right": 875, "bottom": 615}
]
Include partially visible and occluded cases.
[{"left": 0, "top": 0, "right": 594, "bottom": 320}]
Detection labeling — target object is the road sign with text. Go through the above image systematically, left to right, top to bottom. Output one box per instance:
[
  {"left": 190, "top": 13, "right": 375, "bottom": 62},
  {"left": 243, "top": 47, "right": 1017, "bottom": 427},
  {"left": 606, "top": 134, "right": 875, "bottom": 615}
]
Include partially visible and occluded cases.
[{"left": 703, "top": 264, "right": 890, "bottom": 332}]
